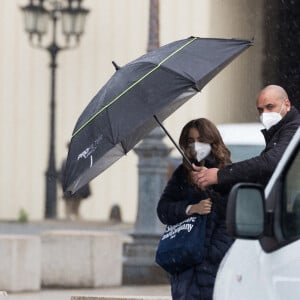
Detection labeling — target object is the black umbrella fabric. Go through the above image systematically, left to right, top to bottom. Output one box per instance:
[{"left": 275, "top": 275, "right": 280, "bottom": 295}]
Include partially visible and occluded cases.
[{"left": 63, "top": 36, "right": 252, "bottom": 194}]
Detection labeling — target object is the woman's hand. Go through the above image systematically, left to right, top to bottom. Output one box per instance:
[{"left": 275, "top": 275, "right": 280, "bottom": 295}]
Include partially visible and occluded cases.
[{"left": 187, "top": 198, "right": 212, "bottom": 215}]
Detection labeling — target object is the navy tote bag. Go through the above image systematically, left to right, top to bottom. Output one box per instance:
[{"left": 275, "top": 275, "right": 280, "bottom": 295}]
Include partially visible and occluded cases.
[{"left": 155, "top": 214, "right": 207, "bottom": 275}]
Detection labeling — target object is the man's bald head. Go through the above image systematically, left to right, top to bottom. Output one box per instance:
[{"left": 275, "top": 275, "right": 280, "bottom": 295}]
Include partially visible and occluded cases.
[
  {"left": 256, "top": 84, "right": 291, "bottom": 116},
  {"left": 258, "top": 85, "right": 288, "bottom": 102}
]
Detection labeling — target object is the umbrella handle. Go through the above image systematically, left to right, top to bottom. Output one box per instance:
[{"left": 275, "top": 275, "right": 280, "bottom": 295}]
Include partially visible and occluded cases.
[{"left": 153, "top": 115, "right": 194, "bottom": 171}]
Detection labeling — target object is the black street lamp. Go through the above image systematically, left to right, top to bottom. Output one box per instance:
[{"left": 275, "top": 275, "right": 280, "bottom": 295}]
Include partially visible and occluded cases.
[{"left": 20, "top": 0, "right": 89, "bottom": 218}]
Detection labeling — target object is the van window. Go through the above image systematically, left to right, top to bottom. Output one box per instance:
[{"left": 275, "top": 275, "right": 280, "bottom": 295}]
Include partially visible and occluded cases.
[
  {"left": 217, "top": 123, "right": 265, "bottom": 163},
  {"left": 227, "top": 145, "right": 264, "bottom": 162},
  {"left": 282, "top": 148, "right": 300, "bottom": 239}
]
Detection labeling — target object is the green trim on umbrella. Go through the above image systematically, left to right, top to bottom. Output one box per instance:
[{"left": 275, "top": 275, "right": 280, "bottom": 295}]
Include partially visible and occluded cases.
[{"left": 72, "top": 37, "right": 198, "bottom": 138}]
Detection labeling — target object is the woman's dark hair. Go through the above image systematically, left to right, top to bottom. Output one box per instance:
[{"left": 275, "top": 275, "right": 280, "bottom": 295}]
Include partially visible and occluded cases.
[{"left": 179, "top": 118, "right": 231, "bottom": 168}]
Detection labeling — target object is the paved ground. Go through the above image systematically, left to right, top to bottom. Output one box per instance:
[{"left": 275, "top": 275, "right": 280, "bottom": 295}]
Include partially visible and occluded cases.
[
  {"left": 0, "top": 219, "right": 171, "bottom": 300},
  {"left": 0, "top": 219, "right": 134, "bottom": 235},
  {"left": 4, "top": 285, "right": 171, "bottom": 300}
]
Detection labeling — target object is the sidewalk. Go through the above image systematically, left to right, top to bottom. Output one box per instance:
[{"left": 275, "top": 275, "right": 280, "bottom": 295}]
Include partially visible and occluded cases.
[
  {"left": 0, "top": 219, "right": 134, "bottom": 235},
  {"left": 4, "top": 285, "right": 171, "bottom": 300}
]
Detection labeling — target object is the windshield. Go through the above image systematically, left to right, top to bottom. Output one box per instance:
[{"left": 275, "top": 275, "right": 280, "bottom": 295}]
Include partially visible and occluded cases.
[{"left": 227, "top": 145, "right": 265, "bottom": 162}]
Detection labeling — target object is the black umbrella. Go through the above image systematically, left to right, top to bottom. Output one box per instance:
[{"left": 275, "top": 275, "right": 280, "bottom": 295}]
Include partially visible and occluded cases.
[{"left": 63, "top": 36, "right": 252, "bottom": 194}]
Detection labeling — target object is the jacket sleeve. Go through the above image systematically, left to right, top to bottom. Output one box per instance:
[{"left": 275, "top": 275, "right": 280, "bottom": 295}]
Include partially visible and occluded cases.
[
  {"left": 218, "top": 121, "right": 299, "bottom": 186},
  {"left": 157, "top": 169, "right": 191, "bottom": 225}
]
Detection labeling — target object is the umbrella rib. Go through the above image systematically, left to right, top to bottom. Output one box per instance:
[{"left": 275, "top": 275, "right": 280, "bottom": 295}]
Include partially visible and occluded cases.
[{"left": 71, "top": 37, "right": 198, "bottom": 138}]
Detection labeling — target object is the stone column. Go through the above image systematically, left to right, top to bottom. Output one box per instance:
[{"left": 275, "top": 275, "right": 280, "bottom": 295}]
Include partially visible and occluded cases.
[
  {"left": 122, "top": 127, "right": 172, "bottom": 284},
  {"left": 134, "top": 127, "right": 171, "bottom": 235}
]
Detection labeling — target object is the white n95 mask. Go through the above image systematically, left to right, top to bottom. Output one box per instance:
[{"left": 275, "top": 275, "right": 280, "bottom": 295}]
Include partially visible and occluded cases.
[
  {"left": 260, "top": 103, "right": 284, "bottom": 130},
  {"left": 260, "top": 112, "right": 282, "bottom": 130},
  {"left": 189, "top": 142, "right": 211, "bottom": 162}
]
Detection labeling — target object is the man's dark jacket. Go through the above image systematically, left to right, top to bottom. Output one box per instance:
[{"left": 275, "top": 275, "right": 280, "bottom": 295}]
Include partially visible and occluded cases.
[{"left": 218, "top": 106, "right": 300, "bottom": 187}]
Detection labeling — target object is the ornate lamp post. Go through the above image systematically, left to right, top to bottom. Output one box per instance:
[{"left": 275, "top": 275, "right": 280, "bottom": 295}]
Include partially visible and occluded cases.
[
  {"left": 20, "top": 0, "right": 89, "bottom": 218},
  {"left": 122, "top": 0, "right": 171, "bottom": 284}
]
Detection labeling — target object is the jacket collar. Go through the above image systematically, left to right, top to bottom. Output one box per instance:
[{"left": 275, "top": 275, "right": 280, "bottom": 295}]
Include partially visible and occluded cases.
[{"left": 261, "top": 106, "right": 299, "bottom": 142}]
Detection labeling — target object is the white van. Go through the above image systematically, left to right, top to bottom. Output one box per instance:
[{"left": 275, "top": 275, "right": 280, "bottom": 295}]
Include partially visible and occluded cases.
[
  {"left": 217, "top": 123, "right": 265, "bottom": 162},
  {"left": 214, "top": 127, "right": 300, "bottom": 300}
]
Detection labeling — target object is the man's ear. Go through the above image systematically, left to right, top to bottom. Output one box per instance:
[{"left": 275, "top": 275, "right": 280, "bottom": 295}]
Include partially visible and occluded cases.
[{"left": 285, "top": 98, "right": 291, "bottom": 111}]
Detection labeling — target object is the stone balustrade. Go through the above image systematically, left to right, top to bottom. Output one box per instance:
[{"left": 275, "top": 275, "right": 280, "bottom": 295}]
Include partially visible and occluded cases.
[
  {"left": 0, "top": 230, "right": 132, "bottom": 292},
  {"left": 41, "top": 230, "right": 131, "bottom": 288},
  {"left": 0, "top": 235, "right": 41, "bottom": 292}
]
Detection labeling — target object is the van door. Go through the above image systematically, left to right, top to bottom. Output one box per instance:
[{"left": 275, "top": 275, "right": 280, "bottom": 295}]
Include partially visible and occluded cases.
[
  {"left": 214, "top": 128, "right": 300, "bottom": 300},
  {"left": 264, "top": 141, "right": 300, "bottom": 299}
]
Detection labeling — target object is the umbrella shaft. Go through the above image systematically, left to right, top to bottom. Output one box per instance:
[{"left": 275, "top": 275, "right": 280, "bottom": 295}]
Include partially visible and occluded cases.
[{"left": 153, "top": 115, "right": 193, "bottom": 170}]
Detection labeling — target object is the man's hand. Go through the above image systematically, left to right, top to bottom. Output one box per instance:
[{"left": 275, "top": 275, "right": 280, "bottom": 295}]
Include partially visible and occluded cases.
[{"left": 191, "top": 163, "right": 219, "bottom": 189}]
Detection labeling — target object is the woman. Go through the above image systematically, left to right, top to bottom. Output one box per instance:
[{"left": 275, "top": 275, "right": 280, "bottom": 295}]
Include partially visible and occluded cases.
[{"left": 157, "top": 118, "right": 233, "bottom": 300}]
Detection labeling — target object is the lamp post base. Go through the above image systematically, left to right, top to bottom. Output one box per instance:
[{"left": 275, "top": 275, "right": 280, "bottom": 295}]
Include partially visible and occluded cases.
[
  {"left": 45, "top": 169, "right": 57, "bottom": 219},
  {"left": 122, "top": 234, "right": 169, "bottom": 285}
]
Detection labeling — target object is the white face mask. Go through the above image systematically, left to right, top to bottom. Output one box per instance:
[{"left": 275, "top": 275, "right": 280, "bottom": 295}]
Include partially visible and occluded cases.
[
  {"left": 260, "top": 103, "right": 284, "bottom": 130},
  {"left": 188, "top": 142, "right": 211, "bottom": 162}
]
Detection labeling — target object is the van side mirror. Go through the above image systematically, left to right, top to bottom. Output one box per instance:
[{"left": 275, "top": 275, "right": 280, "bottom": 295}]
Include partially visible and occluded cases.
[{"left": 226, "top": 183, "right": 265, "bottom": 239}]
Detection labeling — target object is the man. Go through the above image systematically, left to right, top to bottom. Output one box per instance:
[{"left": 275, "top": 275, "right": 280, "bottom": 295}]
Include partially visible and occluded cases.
[
  {"left": 193, "top": 84, "right": 300, "bottom": 190},
  {"left": 58, "top": 144, "right": 92, "bottom": 220}
]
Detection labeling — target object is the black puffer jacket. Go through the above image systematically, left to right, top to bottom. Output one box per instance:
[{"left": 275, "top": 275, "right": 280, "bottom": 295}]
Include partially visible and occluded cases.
[
  {"left": 218, "top": 106, "right": 300, "bottom": 187},
  {"left": 157, "top": 162, "right": 233, "bottom": 300}
]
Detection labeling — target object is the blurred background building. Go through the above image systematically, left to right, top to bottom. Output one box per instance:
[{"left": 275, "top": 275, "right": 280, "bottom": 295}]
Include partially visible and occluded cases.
[{"left": 0, "top": 0, "right": 299, "bottom": 222}]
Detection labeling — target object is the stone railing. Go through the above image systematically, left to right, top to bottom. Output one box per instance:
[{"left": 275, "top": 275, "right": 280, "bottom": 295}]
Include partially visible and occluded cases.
[
  {"left": 42, "top": 230, "right": 131, "bottom": 288},
  {"left": 0, "top": 231, "right": 131, "bottom": 292},
  {"left": 0, "top": 235, "right": 40, "bottom": 292}
]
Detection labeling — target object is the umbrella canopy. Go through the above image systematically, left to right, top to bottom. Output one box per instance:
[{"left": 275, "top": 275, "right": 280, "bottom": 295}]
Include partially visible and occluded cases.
[{"left": 63, "top": 36, "right": 252, "bottom": 194}]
